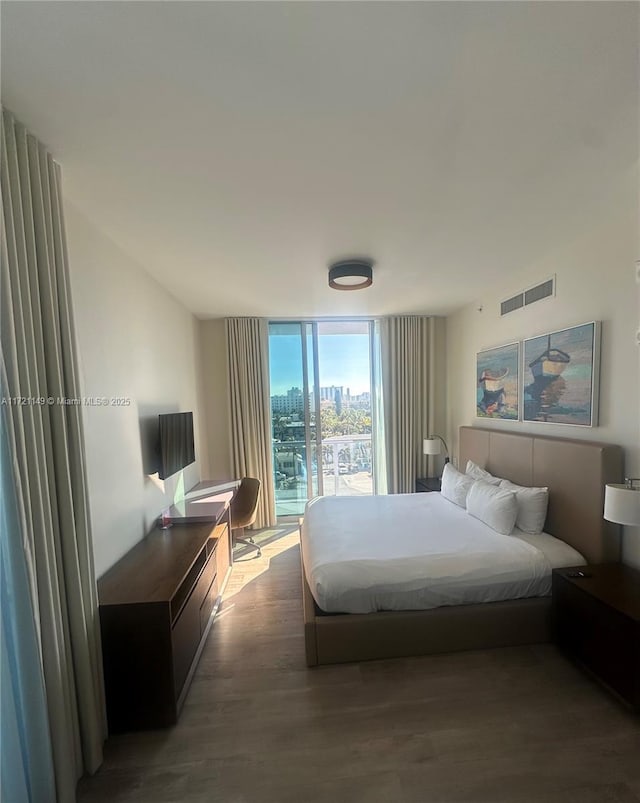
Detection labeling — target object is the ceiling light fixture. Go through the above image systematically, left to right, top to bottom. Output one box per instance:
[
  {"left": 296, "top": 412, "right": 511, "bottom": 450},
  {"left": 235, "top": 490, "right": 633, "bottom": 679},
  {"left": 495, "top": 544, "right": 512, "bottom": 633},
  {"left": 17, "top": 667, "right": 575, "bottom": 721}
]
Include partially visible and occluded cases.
[{"left": 328, "top": 259, "right": 373, "bottom": 291}]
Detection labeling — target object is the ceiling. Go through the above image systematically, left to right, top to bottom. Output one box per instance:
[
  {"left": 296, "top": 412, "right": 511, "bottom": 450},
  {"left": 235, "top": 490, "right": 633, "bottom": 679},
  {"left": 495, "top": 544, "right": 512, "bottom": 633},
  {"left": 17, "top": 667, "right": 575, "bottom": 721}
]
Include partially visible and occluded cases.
[{"left": 1, "top": 1, "right": 637, "bottom": 318}]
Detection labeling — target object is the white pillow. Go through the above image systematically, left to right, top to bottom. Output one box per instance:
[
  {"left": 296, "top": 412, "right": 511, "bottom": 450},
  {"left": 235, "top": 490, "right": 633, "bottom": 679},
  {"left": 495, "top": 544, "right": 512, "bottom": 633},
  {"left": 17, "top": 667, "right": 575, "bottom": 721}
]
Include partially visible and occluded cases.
[
  {"left": 465, "top": 460, "right": 501, "bottom": 486},
  {"left": 441, "top": 463, "right": 476, "bottom": 508},
  {"left": 499, "top": 479, "right": 549, "bottom": 534},
  {"left": 467, "top": 481, "right": 518, "bottom": 535}
]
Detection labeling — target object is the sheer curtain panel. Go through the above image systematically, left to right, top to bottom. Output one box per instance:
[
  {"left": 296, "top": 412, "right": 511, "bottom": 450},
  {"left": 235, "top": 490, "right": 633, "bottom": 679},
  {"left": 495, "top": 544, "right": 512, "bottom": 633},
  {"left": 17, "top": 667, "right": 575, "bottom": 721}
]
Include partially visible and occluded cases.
[
  {"left": 1, "top": 110, "right": 106, "bottom": 802},
  {"left": 382, "top": 316, "right": 437, "bottom": 494},
  {"left": 226, "top": 317, "right": 276, "bottom": 528},
  {"left": 371, "top": 319, "right": 388, "bottom": 495},
  {"left": 1, "top": 367, "right": 56, "bottom": 803}
]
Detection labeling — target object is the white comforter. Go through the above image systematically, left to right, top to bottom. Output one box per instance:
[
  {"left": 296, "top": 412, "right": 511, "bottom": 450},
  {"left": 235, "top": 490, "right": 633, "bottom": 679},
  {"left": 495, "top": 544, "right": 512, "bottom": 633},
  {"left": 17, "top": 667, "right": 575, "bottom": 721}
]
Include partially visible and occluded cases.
[{"left": 301, "top": 493, "right": 584, "bottom": 614}]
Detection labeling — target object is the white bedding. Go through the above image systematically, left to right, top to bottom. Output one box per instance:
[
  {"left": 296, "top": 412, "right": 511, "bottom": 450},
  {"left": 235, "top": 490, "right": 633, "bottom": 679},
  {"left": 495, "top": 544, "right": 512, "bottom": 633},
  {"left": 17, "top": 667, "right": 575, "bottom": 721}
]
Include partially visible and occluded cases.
[{"left": 301, "top": 493, "right": 585, "bottom": 614}]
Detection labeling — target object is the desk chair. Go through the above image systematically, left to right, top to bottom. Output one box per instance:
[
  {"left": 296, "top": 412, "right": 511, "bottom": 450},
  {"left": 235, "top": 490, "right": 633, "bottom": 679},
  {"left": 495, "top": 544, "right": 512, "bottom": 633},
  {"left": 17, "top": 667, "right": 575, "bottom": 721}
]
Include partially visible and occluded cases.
[{"left": 230, "top": 477, "right": 261, "bottom": 557}]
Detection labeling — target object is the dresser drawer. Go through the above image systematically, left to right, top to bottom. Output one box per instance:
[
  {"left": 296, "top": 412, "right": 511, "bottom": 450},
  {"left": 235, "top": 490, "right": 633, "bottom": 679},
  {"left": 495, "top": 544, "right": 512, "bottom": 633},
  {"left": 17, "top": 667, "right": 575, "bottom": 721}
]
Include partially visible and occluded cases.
[
  {"left": 216, "top": 523, "right": 230, "bottom": 579},
  {"left": 200, "top": 572, "right": 219, "bottom": 635},
  {"left": 171, "top": 589, "right": 201, "bottom": 696}
]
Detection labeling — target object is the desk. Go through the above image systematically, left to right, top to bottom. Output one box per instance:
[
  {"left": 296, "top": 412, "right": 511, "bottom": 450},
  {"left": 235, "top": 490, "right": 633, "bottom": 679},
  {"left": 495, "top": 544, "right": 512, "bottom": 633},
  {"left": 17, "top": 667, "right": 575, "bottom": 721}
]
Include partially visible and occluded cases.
[
  {"left": 187, "top": 477, "right": 240, "bottom": 501},
  {"left": 171, "top": 479, "right": 240, "bottom": 523}
]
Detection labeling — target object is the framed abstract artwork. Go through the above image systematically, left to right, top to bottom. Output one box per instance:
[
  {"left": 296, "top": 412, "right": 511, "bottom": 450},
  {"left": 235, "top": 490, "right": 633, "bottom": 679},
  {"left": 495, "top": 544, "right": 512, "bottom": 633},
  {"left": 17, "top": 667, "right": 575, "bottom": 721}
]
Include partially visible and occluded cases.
[
  {"left": 522, "top": 321, "right": 600, "bottom": 426},
  {"left": 476, "top": 342, "right": 520, "bottom": 420}
]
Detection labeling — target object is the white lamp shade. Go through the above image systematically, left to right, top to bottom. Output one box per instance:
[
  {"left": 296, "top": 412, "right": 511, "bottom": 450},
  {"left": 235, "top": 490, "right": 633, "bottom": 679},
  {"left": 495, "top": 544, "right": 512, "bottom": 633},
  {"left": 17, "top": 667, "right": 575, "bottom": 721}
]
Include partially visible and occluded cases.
[
  {"left": 423, "top": 438, "right": 441, "bottom": 456},
  {"left": 604, "top": 484, "right": 640, "bottom": 526}
]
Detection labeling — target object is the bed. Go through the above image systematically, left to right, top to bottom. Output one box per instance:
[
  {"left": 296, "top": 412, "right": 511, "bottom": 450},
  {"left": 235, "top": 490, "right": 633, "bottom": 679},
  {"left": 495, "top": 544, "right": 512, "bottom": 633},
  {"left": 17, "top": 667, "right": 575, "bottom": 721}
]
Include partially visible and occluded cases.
[{"left": 301, "top": 426, "right": 623, "bottom": 666}]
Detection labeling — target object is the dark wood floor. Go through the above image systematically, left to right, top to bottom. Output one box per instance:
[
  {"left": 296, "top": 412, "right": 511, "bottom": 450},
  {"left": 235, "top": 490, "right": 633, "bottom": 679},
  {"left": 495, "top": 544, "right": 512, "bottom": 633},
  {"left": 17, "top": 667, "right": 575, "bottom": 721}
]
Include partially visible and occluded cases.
[{"left": 79, "top": 527, "right": 640, "bottom": 803}]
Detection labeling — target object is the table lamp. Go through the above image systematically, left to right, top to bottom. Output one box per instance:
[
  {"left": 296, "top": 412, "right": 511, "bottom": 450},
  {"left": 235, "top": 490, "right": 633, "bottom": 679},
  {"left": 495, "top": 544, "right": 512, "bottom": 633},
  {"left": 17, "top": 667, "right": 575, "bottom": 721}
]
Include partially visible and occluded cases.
[
  {"left": 423, "top": 436, "right": 450, "bottom": 464},
  {"left": 604, "top": 479, "right": 640, "bottom": 526}
]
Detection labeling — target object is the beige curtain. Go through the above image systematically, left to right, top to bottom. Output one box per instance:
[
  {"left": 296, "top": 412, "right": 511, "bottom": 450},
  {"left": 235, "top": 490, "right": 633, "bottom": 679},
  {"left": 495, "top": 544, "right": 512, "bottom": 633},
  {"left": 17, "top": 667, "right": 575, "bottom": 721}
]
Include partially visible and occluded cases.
[
  {"left": 1, "top": 110, "right": 106, "bottom": 801},
  {"left": 382, "top": 316, "right": 437, "bottom": 494},
  {"left": 226, "top": 317, "right": 276, "bottom": 528}
]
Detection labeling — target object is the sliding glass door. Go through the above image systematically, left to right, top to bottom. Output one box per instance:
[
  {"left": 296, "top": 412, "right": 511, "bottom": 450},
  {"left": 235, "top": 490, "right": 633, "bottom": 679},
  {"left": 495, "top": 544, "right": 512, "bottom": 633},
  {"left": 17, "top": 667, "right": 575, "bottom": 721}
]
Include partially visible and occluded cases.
[{"left": 269, "top": 321, "right": 377, "bottom": 517}]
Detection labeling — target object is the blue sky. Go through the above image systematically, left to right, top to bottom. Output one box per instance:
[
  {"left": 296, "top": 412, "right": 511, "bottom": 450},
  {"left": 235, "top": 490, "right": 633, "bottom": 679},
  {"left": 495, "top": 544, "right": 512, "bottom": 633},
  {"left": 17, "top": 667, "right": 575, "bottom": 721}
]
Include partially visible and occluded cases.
[{"left": 269, "top": 333, "right": 371, "bottom": 396}]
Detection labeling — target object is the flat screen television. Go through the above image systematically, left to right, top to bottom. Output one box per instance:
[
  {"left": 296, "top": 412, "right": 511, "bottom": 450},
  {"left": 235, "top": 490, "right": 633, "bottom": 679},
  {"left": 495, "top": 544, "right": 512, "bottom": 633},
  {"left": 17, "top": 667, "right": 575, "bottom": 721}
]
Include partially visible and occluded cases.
[{"left": 158, "top": 412, "right": 195, "bottom": 479}]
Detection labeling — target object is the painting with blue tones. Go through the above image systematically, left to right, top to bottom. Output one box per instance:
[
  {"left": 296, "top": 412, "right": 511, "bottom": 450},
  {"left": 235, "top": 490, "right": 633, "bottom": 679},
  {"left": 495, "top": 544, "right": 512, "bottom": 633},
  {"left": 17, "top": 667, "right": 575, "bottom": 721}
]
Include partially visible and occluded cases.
[
  {"left": 523, "top": 322, "right": 599, "bottom": 426},
  {"left": 476, "top": 342, "right": 519, "bottom": 420}
]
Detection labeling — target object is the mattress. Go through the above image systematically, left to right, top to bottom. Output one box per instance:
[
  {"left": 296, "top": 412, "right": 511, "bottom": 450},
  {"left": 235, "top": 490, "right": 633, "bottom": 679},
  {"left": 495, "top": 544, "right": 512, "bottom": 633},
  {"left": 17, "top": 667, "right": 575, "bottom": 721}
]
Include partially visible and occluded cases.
[{"left": 301, "top": 493, "right": 585, "bottom": 614}]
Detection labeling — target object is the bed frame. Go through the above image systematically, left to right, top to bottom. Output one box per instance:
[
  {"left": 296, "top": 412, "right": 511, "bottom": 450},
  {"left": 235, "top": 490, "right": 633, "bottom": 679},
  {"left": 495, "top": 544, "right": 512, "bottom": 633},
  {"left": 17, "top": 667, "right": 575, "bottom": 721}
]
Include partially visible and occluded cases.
[{"left": 302, "top": 426, "right": 623, "bottom": 666}]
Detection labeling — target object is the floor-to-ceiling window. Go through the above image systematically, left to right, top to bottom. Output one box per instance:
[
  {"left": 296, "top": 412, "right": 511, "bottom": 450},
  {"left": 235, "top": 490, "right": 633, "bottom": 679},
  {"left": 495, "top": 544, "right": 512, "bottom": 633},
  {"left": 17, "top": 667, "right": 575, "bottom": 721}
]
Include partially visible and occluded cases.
[{"left": 269, "top": 320, "right": 377, "bottom": 517}]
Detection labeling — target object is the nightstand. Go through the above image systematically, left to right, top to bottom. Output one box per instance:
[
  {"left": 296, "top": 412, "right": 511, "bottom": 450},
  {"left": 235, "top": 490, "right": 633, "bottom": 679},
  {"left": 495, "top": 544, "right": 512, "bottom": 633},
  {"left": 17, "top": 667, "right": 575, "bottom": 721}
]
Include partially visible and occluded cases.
[
  {"left": 415, "top": 477, "right": 441, "bottom": 493},
  {"left": 552, "top": 563, "right": 640, "bottom": 711}
]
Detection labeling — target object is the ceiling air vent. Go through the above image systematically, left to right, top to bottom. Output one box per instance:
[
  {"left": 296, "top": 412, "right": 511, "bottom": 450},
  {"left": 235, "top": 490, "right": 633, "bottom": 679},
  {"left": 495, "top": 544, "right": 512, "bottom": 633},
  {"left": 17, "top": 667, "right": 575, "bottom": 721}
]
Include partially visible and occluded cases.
[
  {"left": 500, "top": 276, "right": 555, "bottom": 316},
  {"left": 524, "top": 278, "right": 554, "bottom": 306},
  {"left": 500, "top": 293, "right": 524, "bottom": 316}
]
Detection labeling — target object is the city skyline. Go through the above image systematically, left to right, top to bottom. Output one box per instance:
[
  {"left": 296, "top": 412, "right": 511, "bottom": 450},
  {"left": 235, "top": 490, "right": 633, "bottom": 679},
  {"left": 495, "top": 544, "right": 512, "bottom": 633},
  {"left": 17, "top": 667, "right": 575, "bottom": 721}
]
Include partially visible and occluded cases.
[
  {"left": 269, "top": 332, "right": 371, "bottom": 396},
  {"left": 270, "top": 384, "right": 370, "bottom": 416},
  {"left": 270, "top": 384, "right": 370, "bottom": 399}
]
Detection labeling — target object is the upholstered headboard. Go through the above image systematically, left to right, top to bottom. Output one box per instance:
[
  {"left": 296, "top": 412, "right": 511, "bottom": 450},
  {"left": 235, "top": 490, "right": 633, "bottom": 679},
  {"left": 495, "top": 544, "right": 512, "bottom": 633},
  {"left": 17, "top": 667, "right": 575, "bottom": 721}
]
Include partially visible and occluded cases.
[{"left": 459, "top": 427, "right": 623, "bottom": 564}]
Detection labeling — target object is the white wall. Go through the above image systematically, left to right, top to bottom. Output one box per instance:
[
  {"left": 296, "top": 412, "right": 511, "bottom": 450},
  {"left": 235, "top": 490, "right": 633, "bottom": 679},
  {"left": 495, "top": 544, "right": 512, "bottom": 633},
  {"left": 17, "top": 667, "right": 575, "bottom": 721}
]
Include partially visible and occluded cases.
[
  {"left": 446, "top": 168, "right": 640, "bottom": 567},
  {"left": 65, "top": 202, "right": 207, "bottom": 576}
]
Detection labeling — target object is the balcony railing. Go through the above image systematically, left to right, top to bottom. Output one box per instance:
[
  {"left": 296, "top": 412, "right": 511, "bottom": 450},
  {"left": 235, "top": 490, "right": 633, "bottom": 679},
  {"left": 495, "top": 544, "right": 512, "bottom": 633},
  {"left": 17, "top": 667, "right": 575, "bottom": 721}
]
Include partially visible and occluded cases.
[{"left": 272, "top": 435, "right": 373, "bottom": 517}]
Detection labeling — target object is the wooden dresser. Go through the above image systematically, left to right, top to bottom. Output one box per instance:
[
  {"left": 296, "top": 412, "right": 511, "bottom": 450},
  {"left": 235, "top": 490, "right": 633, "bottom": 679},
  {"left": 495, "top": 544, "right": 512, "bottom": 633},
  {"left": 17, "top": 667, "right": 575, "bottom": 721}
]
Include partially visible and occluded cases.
[{"left": 98, "top": 503, "right": 231, "bottom": 732}]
